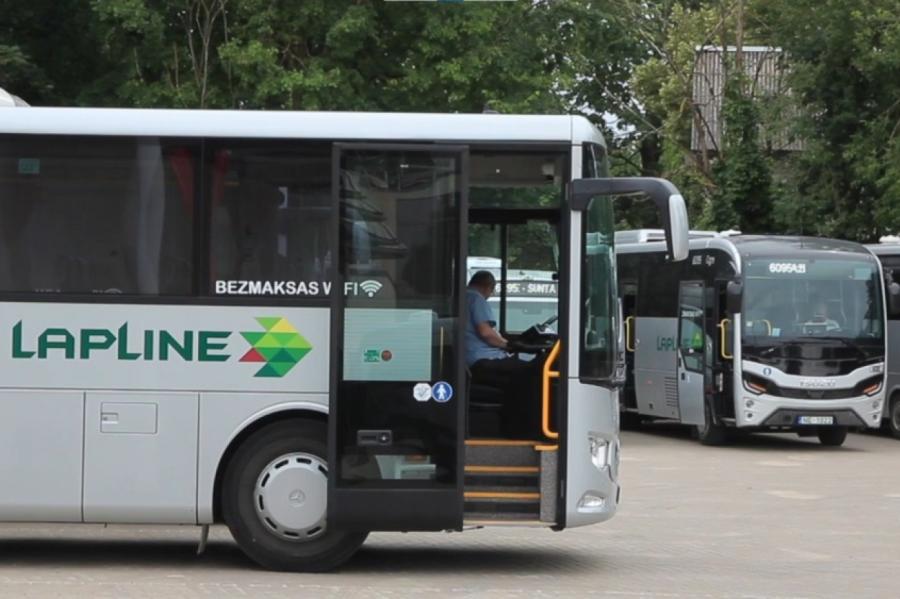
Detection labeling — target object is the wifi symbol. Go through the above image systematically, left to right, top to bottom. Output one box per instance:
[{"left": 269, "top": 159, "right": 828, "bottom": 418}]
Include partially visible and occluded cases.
[{"left": 360, "top": 280, "right": 383, "bottom": 297}]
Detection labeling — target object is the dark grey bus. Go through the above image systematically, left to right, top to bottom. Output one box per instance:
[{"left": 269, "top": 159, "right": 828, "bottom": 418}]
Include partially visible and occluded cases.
[{"left": 617, "top": 231, "right": 889, "bottom": 446}]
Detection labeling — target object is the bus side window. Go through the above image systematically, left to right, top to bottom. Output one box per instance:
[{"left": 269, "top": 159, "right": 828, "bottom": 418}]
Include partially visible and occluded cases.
[
  {"left": 0, "top": 135, "right": 195, "bottom": 296},
  {"left": 207, "top": 142, "right": 333, "bottom": 297}
]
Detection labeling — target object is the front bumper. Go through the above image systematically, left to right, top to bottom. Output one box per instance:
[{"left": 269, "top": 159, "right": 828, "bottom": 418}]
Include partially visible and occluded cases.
[{"left": 735, "top": 391, "right": 884, "bottom": 429}]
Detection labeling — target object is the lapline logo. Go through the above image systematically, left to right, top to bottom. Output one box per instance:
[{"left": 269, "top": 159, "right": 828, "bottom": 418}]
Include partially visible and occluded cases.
[
  {"left": 11, "top": 316, "right": 313, "bottom": 379},
  {"left": 239, "top": 317, "right": 313, "bottom": 378}
]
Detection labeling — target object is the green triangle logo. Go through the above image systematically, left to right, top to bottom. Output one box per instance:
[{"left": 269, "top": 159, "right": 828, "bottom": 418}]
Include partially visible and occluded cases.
[{"left": 240, "top": 317, "right": 313, "bottom": 377}]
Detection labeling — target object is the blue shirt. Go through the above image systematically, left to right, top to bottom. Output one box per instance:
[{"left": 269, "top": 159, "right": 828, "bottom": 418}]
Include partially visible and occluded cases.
[{"left": 466, "top": 288, "right": 508, "bottom": 366}]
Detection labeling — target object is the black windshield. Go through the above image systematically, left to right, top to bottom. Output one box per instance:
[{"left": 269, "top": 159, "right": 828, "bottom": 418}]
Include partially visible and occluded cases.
[{"left": 742, "top": 257, "right": 885, "bottom": 375}]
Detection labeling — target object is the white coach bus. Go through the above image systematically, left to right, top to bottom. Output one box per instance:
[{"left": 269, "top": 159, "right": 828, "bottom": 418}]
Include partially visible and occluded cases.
[
  {"left": 0, "top": 101, "right": 688, "bottom": 571},
  {"left": 618, "top": 232, "right": 889, "bottom": 446}
]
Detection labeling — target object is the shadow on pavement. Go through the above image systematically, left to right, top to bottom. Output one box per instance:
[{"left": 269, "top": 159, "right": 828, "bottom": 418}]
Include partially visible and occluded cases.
[
  {"left": 626, "top": 420, "right": 866, "bottom": 451},
  {"left": 0, "top": 537, "right": 599, "bottom": 575},
  {"left": 0, "top": 538, "right": 250, "bottom": 570},
  {"left": 347, "top": 543, "right": 595, "bottom": 575}
]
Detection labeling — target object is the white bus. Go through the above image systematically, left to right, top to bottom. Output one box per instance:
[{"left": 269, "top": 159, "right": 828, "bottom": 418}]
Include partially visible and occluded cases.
[
  {"left": 0, "top": 103, "right": 689, "bottom": 571},
  {"left": 617, "top": 232, "right": 890, "bottom": 446},
  {"left": 865, "top": 240, "right": 900, "bottom": 437}
]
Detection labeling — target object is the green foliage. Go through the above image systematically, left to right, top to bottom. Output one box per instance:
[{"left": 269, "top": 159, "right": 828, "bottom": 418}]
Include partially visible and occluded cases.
[
  {"left": 5, "top": 0, "right": 900, "bottom": 242},
  {"left": 758, "top": 0, "right": 900, "bottom": 241},
  {"left": 704, "top": 68, "right": 774, "bottom": 231}
]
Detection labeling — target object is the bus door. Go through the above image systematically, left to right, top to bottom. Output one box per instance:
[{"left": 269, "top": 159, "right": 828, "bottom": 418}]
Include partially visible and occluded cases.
[
  {"left": 328, "top": 144, "right": 468, "bottom": 532},
  {"left": 677, "top": 281, "right": 706, "bottom": 425}
]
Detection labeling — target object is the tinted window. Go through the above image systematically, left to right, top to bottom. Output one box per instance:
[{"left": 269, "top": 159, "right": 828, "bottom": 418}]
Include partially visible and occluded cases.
[
  {"left": 0, "top": 135, "right": 194, "bottom": 295},
  {"left": 209, "top": 142, "right": 332, "bottom": 297},
  {"left": 580, "top": 195, "right": 616, "bottom": 380},
  {"left": 637, "top": 253, "right": 680, "bottom": 317},
  {"left": 880, "top": 256, "right": 900, "bottom": 321}
]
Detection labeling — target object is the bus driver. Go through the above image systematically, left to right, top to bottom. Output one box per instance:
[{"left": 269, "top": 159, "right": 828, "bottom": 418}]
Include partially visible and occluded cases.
[{"left": 466, "top": 270, "right": 538, "bottom": 435}]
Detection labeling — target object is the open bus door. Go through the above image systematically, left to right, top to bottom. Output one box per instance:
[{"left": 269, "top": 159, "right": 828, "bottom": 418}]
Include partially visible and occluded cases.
[{"left": 328, "top": 144, "right": 469, "bottom": 531}]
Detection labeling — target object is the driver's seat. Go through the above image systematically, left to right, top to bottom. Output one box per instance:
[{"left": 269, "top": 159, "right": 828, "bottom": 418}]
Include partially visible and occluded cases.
[{"left": 466, "top": 367, "right": 504, "bottom": 437}]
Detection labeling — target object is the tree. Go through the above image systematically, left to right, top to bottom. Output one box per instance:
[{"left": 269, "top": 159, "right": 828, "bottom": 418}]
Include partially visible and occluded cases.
[
  {"left": 760, "top": 0, "right": 900, "bottom": 240},
  {"left": 620, "top": 1, "right": 779, "bottom": 232}
]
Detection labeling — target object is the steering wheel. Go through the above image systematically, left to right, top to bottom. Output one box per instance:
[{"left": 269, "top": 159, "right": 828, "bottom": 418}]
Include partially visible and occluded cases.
[
  {"left": 514, "top": 314, "right": 559, "bottom": 351},
  {"left": 538, "top": 314, "right": 559, "bottom": 330}
]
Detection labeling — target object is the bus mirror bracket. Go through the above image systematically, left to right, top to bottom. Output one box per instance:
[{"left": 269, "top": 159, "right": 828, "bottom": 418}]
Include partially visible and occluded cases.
[
  {"left": 569, "top": 177, "right": 689, "bottom": 262},
  {"left": 726, "top": 279, "right": 743, "bottom": 314}
]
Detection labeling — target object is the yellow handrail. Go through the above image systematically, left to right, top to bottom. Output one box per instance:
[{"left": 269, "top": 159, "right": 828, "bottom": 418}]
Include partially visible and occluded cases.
[
  {"left": 625, "top": 316, "right": 635, "bottom": 352},
  {"left": 718, "top": 318, "right": 733, "bottom": 360},
  {"left": 541, "top": 340, "right": 561, "bottom": 440}
]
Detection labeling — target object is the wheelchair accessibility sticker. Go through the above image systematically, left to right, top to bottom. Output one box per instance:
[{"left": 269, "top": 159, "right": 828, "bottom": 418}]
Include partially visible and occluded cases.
[
  {"left": 432, "top": 381, "right": 453, "bottom": 403},
  {"left": 413, "top": 382, "right": 432, "bottom": 402}
]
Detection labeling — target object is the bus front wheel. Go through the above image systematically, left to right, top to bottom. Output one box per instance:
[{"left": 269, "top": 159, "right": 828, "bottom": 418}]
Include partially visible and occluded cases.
[
  {"left": 888, "top": 397, "right": 900, "bottom": 440},
  {"left": 695, "top": 401, "right": 728, "bottom": 446},
  {"left": 222, "top": 419, "right": 367, "bottom": 572},
  {"left": 816, "top": 426, "right": 848, "bottom": 447}
]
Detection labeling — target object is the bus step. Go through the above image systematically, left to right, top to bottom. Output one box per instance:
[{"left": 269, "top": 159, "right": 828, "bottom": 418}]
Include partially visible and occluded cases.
[
  {"left": 464, "top": 440, "right": 540, "bottom": 468},
  {"left": 464, "top": 465, "right": 539, "bottom": 489},
  {"left": 464, "top": 474, "right": 538, "bottom": 488},
  {"left": 464, "top": 484, "right": 540, "bottom": 495},
  {"left": 464, "top": 491, "right": 540, "bottom": 502},
  {"left": 464, "top": 500, "right": 540, "bottom": 518},
  {"left": 464, "top": 512, "right": 545, "bottom": 525}
]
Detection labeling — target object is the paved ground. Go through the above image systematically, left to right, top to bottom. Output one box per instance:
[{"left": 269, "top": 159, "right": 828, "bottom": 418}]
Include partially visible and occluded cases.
[{"left": 0, "top": 426, "right": 898, "bottom": 598}]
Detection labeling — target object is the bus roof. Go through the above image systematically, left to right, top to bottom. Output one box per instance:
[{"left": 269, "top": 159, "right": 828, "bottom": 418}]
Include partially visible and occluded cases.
[
  {"left": 0, "top": 107, "right": 606, "bottom": 146},
  {"left": 618, "top": 233, "right": 876, "bottom": 263},
  {"left": 866, "top": 241, "right": 900, "bottom": 257}
]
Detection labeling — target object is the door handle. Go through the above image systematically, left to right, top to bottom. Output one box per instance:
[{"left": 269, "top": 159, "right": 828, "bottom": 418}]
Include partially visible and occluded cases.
[{"left": 681, "top": 372, "right": 687, "bottom": 381}]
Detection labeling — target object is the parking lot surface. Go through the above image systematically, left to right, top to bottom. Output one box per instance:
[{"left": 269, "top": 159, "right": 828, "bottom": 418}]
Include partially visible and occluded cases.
[{"left": 0, "top": 427, "right": 897, "bottom": 598}]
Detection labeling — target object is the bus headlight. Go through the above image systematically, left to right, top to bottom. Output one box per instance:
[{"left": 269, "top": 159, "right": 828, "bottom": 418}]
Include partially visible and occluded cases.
[
  {"left": 742, "top": 375, "right": 767, "bottom": 395},
  {"left": 863, "top": 381, "right": 882, "bottom": 396},
  {"left": 589, "top": 436, "right": 609, "bottom": 470},
  {"left": 577, "top": 492, "right": 607, "bottom": 512}
]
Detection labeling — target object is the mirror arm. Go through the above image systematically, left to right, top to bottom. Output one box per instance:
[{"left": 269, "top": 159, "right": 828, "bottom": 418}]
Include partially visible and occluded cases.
[{"left": 569, "top": 177, "right": 688, "bottom": 261}]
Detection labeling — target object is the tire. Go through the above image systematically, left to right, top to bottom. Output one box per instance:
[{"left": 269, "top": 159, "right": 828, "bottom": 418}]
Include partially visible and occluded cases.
[
  {"left": 888, "top": 397, "right": 900, "bottom": 440},
  {"left": 695, "top": 400, "right": 728, "bottom": 446},
  {"left": 620, "top": 410, "right": 642, "bottom": 431},
  {"left": 222, "top": 419, "right": 368, "bottom": 572},
  {"left": 816, "top": 426, "right": 848, "bottom": 447}
]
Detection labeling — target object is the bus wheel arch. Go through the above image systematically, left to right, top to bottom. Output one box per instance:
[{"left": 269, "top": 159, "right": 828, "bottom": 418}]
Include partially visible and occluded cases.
[{"left": 212, "top": 408, "right": 327, "bottom": 524}]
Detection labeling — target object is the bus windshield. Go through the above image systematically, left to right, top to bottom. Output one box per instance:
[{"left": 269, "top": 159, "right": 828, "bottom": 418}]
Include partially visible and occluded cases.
[{"left": 742, "top": 257, "right": 884, "bottom": 357}]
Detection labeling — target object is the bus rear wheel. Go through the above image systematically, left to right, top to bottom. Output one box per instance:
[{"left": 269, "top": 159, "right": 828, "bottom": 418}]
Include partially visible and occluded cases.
[
  {"left": 888, "top": 397, "right": 900, "bottom": 440},
  {"left": 222, "top": 419, "right": 367, "bottom": 572},
  {"left": 816, "top": 426, "right": 848, "bottom": 447}
]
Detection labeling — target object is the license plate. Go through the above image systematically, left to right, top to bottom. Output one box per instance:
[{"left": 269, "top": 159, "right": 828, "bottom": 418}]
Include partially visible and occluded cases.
[{"left": 797, "top": 415, "right": 835, "bottom": 425}]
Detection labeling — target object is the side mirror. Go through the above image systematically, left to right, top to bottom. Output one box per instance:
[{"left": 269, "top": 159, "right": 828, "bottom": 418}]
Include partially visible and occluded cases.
[
  {"left": 568, "top": 177, "right": 690, "bottom": 262},
  {"left": 667, "top": 194, "right": 689, "bottom": 261},
  {"left": 726, "top": 279, "right": 743, "bottom": 314}
]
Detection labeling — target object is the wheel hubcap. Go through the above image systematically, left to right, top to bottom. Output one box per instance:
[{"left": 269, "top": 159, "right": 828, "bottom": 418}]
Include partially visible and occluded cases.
[{"left": 254, "top": 452, "right": 328, "bottom": 542}]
